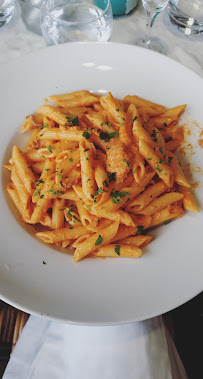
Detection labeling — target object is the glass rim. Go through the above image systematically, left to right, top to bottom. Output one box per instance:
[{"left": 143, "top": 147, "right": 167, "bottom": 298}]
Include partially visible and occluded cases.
[{"left": 41, "top": 0, "right": 111, "bottom": 25}]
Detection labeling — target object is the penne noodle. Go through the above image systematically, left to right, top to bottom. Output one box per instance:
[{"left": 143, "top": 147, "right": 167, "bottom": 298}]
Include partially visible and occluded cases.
[
  {"left": 38, "top": 128, "right": 84, "bottom": 141},
  {"left": 79, "top": 139, "right": 95, "bottom": 200},
  {"left": 138, "top": 139, "right": 174, "bottom": 187},
  {"left": 12, "top": 145, "right": 35, "bottom": 195},
  {"left": 168, "top": 153, "right": 190, "bottom": 188},
  {"left": 11, "top": 167, "right": 31, "bottom": 209},
  {"left": 125, "top": 181, "right": 168, "bottom": 213},
  {"left": 7, "top": 182, "right": 32, "bottom": 223},
  {"left": 178, "top": 185, "right": 199, "bottom": 213},
  {"left": 138, "top": 192, "right": 184, "bottom": 216},
  {"left": 52, "top": 198, "right": 65, "bottom": 229},
  {"left": 150, "top": 205, "right": 184, "bottom": 227},
  {"left": 73, "top": 221, "right": 119, "bottom": 262},
  {"left": 36, "top": 225, "right": 89, "bottom": 244},
  {"left": 119, "top": 235, "right": 153, "bottom": 248},
  {"left": 93, "top": 244, "right": 142, "bottom": 258}
]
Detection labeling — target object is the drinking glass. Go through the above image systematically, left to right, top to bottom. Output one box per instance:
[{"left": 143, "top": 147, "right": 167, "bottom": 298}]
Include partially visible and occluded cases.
[
  {"left": 0, "top": 0, "right": 15, "bottom": 27},
  {"left": 19, "top": 0, "right": 41, "bottom": 35},
  {"left": 40, "top": 0, "right": 113, "bottom": 45},
  {"left": 138, "top": 0, "right": 169, "bottom": 53},
  {"left": 168, "top": 0, "right": 203, "bottom": 35}
]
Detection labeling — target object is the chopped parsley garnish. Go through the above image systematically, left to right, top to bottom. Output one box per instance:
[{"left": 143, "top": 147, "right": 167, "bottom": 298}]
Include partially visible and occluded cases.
[
  {"left": 66, "top": 115, "right": 79, "bottom": 126},
  {"left": 132, "top": 116, "right": 137, "bottom": 122},
  {"left": 104, "top": 121, "right": 111, "bottom": 127},
  {"left": 163, "top": 122, "right": 168, "bottom": 127},
  {"left": 151, "top": 129, "right": 158, "bottom": 142},
  {"left": 82, "top": 131, "right": 91, "bottom": 139},
  {"left": 99, "top": 131, "right": 118, "bottom": 142},
  {"left": 48, "top": 145, "right": 52, "bottom": 153},
  {"left": 159, "top": 147, "right": 165, "bottom": 157},
  {"left": 84, "top": 148, "right": 90, "bottom": 152},
  {"left": 69, "top": 157, "right": 73, "bottom": 162},
  {"left": 147, "top": 157, "right": 152, "bottom": 160},
  {"left": 168, "top": 157, "right": 173, "bottom": 164},
  {"left": 123, "top": 159, "right": 130, "bottom": 167},
  {"left": 159, "top": 159, "right": 168, "bottom": 164},
  {"left": 28, "top": 165, "right": 34, "bottom": 173},
  {"left": 156, "top": 165, "right": 162, "bottom": 172},
  {"left": 45, "top": 168, "right": 50, "bottom": 175},
  {"left": 107, "top": 172, "right": 116, "bottom": 183},
  {"left": 103, "top": 179, "right": 109, "bottom": 187},
  {"left": 52, "top": 190, "right": 65, "bottom": 195},
  {"left": 110, "top": 190, "right": 129, "bottom": 204},
  {"left": 40, "top": 194, "right": 44, "bottom": 199},
  {"left": 67, "top": 205, "right": 80, "bottom": 223},
  {"left": 87, "top": 205, "right": 91, "bottom": 212},
  {"left": 164, "top": 219, "right": 172, "bottom": 225},
  {"left": 136, "top": 225, "right": 144, "bottom": 235},
  {"left": 69, "top": 226, "right": 74, "bottom": 229},
  {"left": 95, "top": 234, "right": 103, "bottom": 246},
  {"left": 115, "top": 245, "right": 120, "bottom": 256}
]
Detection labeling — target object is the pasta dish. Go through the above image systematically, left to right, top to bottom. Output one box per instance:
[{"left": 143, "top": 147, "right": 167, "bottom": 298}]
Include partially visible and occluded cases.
[{"left": 4, "top": 90, "right": 199, "bottom": 262}]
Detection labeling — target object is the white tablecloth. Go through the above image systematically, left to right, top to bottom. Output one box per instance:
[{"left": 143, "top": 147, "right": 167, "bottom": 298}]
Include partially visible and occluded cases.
[{"left": 3, "top": 315, "right": 187, "bottom": 379}]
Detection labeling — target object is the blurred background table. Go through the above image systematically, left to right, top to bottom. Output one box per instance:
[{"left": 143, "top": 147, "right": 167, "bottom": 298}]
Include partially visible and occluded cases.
[{"left": 0, "top": 1, "right": 202, "bottom": 378}]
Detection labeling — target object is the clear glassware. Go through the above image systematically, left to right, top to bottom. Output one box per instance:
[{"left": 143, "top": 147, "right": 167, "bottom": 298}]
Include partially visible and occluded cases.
[
  {"left": 0, "top": 0, "right": 15, "bottom": 27},
  {"left": 19, "top": 0, "right": 41, "bottom": 35},
  {"left": 40, "top": 0, "right": 113, "bottom": 45},
  {"left": 138, "top": 0, "right": 169, "bottom": 53},
  {"left": 167, "top": 0, "right": 203, "bottom": 35}
]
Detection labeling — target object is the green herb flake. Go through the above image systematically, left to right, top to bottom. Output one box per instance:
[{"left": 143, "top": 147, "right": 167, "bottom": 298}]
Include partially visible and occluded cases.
[
  {"left": 66, "top": 115, "right": 79, "bottom": 126},
  {"left": 132, "top": 116, "right": 137, "bottom": 122},
  {"left": 163, "top": 122, "right": 168, "bottom": 127},
  {"left": 151, "top": 129, "right": 158, "bottom": 142},
  {"left": 82, "top": 131, "right": 91, "bottom": 139},
  {"left": 99, "top": 131, "right": 118, "bottom": 142},
  {"left": 48, "top": 145, "right": 52, "bottom": 153},
  {"left": 159, "top": 147, "right": 165, "bottom": 157},
  {"left": 84, "top": 148, "right": 90, "bottom": 152},
  {"left": 147, "top": 157, "right": 152, "bottom": 161},
  {"left": 168, "top": 157, "right": 173, "bottom": 164},
  {"left": 123, "top": 159, "right": 130, "bottom": 167},
  {"left": 159, "top": 159, "right": 168, "bottom": 164},
  {"left": 28, "top": 165, "right": 34, "bottom": 173},
  {"left": 156, "top": 165, "right": 162, "bottom": 173},
  {"left": 45, "top": 168, "right": 50, "bottom": 175},
  {"left": 107, "top": 172, "right": 117, "bottom": 183},
  {"left": 110, "top": 190, "right": 130, "bottom": 204},
  {"left": 87, "top": 205, "right": 91, "bottom": 212},
  {"left": 164, "top": 219, "right": 172, "bottom": 225},
  {"left": 136, "top": 225, "right": 144, "bottom": 235},
  {"left": 69, "top": 226, "right": 74, "bottom": 229},
  {"left": 95, "top": 234, "right": 103, "bottom": 246},
  {"left": 115, "top": 245, "right": 120, "bottom": 256},
  {"left": 43, "top": 261, "right": 46, "bottom": 265}
]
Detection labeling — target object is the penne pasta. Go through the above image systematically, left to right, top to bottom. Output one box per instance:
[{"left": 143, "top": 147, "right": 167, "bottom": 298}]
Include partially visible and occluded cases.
[{"left": 4, "top": 90, "right": 199, "bottom": 262}]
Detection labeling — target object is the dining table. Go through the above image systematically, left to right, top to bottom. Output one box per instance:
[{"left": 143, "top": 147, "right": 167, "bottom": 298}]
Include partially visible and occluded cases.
[
  {"left": 0, "top": 1, "right": 203, "bottom": 378},
  {"left": 0, "top": 1, "right": 203, "bottom": 75}
]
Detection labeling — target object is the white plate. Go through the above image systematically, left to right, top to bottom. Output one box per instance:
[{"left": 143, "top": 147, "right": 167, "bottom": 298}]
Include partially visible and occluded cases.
[{"left": 0, "top": 42, "right": 203, "bottom": 325}]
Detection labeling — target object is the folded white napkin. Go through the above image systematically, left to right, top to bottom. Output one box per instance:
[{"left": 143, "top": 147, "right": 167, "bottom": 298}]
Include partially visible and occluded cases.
[{"left": 3, "top": 315, "right": 187, "bottom": 379}]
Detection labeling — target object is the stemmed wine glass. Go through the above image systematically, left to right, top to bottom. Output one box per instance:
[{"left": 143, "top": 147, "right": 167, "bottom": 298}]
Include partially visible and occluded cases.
[{"left": 139, "top": 0, "right": 169, "bottom": 53}]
